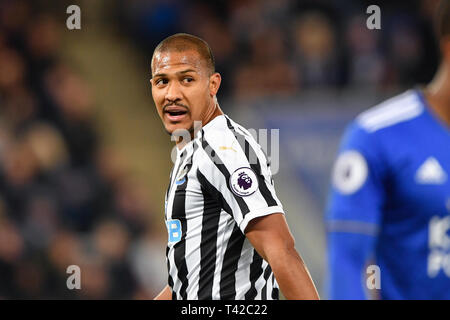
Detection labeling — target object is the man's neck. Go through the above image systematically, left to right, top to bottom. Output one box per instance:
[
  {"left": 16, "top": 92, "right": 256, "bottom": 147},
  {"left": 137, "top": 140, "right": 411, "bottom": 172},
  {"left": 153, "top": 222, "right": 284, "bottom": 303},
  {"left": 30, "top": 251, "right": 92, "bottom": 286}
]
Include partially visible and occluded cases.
[
  {"left": 424, "top": 63, "right": 450, "bottom": 127},
  {"left": 175, "top": 100, "right": 223, "bottom": 150},
  {"left": 201, "top": 100, "right": 224, "bottom": 129}
]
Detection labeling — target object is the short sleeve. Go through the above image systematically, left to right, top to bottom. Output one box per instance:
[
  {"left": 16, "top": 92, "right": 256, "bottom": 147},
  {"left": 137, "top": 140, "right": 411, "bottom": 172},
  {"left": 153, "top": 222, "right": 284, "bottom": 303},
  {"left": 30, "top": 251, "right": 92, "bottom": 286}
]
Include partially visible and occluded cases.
[
  {"left": 325, "top": 121, "right": 387, "bottom": 235},
  {"left": 197, "top": 128, "right": 284, "bottom": 234}
]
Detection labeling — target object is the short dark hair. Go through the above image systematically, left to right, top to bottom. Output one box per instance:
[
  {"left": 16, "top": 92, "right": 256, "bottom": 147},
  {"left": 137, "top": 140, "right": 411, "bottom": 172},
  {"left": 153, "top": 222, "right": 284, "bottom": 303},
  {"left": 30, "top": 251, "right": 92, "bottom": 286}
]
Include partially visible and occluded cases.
[
  {"left": 436, "top": 0, "right": 450, "bottom": 40},
  {"left": 151, "top": 33, "right": 215, "bottom": 75}
]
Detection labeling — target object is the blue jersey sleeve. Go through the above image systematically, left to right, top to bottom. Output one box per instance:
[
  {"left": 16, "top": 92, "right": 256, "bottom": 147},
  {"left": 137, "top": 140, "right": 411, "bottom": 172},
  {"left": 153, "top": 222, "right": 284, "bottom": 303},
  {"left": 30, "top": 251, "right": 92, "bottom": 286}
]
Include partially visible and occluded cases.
[{"left": 325, "top": 121, "right": 387, "bottom": 299}]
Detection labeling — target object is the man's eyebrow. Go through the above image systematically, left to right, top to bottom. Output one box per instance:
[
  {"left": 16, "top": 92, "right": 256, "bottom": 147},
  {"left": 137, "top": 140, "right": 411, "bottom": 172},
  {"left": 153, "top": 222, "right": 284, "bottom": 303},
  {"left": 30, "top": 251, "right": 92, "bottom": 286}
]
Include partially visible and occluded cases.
[
  {"left": 153, "top": 69, "right": 197, "bottom": 78},
  {"left": 178, "top": 69, "right": 196, "bottom": 74},
  {"left": 152, "top": 73, "right": 166, "bottom": 78}
]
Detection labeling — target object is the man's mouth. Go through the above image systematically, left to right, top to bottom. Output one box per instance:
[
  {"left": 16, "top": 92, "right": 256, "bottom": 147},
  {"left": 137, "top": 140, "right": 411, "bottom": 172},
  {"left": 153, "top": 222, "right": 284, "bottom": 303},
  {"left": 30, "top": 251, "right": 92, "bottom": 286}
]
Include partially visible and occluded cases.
[{"left": 164, "top": 105, "right": 189, "bottom": 122}]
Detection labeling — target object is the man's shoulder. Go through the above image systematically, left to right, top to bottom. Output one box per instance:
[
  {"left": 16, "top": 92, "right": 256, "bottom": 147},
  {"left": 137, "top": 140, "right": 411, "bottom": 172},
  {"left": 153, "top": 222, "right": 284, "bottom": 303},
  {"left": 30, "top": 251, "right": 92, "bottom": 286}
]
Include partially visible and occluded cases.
[
  {"left": 339, "top": 89, "right": 426, "bottom": 159},
  {"left": 353, "top": 89, "right": 424, "bottom": 135},
  {"left": 198, "top": 114, "right": 268, "bottom": 172},
  {"left": 201, "top": 114, "right": 257, "bottom": 150},
  {"left": 201, "top": 115, "right": 233, "bottom": 144}
]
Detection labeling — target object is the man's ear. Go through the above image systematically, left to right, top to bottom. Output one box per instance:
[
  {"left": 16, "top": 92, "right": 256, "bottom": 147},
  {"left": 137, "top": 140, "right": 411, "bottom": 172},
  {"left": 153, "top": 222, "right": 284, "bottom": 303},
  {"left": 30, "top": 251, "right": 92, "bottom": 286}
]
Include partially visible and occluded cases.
[
  {"left": 442, "top": 36, "right": 450, "bottom": 62},
  {"left": 209, "top": 72, "right": 221, "bottom": 97}
]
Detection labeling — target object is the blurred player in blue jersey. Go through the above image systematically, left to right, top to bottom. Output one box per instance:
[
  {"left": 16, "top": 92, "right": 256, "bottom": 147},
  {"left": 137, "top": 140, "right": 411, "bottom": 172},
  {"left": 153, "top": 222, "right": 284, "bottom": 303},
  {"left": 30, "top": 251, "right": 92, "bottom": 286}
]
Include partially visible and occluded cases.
[{"left": 326, "top": 1, "right": 450, "bottom": 299}]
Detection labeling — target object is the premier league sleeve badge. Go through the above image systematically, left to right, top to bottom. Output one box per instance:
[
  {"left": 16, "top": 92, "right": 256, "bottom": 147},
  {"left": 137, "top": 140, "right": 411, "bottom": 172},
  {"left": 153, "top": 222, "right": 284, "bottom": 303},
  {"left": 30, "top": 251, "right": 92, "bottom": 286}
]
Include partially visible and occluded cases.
[{"left": 229, "top": 167, "right": 259, "bottom": 197}]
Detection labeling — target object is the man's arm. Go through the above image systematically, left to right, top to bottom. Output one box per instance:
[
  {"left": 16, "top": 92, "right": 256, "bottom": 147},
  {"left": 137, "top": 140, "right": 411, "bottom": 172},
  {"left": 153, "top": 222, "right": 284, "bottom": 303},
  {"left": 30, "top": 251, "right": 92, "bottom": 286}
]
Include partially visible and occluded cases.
[
  {"left": 325, "top": 121, "right": 385, "bottom": 299},
  {"left": 245, "top": 213, "right": 319, "bottom": 300},
  {"left": 327, "top": 230, "right": 376, "bottom": 299},
  {"left": 154, "top": 285, "right": 172, "bottom": 300}
]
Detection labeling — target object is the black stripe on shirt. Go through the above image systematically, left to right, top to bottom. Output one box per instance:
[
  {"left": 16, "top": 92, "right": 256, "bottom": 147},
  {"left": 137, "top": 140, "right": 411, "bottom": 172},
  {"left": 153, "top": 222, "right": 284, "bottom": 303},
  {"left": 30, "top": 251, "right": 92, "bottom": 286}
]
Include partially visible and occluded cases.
[
  {"left": 225, "top": 117, "right": 278, "bottom": 208},
  {"left": 200, "top": 131, "right": 250, "bottom": 216},
  {"left": 170, "top": 147, "right": 196, "bottom": 299},
  {"left": 197, "top": 169, "right": 233, "bottom": 217},
  {"left": 197, "top": 169, "right": 245, "bottom": 299},
  {"left": 171, "top": 175, "right": 189, "bottom": 299},
  {"left": 197, "top": 184, "right": 222, "bottom": 299},
  {"left": 219, "top": 223, "right": 246, "bottom": 299},
  {"left": 166, "top": 245, "right": 174, "bottom": 298},
  {"left": 244, "top": 250, "right": 264, "bottom": 299},
  {"left": 261, "top": 264, "right": 272, "bottom": 300},
  {"left": 272, "top": 274, "right": 279, "bottom": 300}
]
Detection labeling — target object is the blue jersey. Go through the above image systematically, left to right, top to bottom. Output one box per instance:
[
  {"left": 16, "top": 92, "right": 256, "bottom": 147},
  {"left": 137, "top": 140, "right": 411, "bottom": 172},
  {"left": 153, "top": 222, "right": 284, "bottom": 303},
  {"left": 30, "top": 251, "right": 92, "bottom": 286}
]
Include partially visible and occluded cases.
[{"left": 326, "top": 89, "right": 450, "bottom": 299}]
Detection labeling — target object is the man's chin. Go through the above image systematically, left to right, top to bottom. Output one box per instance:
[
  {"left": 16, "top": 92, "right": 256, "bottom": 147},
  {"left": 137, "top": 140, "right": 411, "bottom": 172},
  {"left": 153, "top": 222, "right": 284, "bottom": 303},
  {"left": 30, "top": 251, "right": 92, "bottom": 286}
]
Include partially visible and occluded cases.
[{"left": 164, "top": 122, "right": 194, "bottom": 137}]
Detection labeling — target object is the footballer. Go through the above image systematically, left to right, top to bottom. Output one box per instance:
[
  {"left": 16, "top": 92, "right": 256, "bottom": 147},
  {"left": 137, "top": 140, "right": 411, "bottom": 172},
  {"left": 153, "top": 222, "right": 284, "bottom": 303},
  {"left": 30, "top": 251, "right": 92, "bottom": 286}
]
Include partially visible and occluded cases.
[{"left": 149, "top": 33, "right": 319, "bottom": 300}]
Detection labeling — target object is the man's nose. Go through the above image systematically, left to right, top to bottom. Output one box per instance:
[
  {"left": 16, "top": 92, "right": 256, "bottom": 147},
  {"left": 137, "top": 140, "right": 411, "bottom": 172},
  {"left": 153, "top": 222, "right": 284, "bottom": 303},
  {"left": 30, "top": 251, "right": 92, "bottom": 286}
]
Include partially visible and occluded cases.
[{"left": 165, "top": 81, "right": 182, "bottom": 103}]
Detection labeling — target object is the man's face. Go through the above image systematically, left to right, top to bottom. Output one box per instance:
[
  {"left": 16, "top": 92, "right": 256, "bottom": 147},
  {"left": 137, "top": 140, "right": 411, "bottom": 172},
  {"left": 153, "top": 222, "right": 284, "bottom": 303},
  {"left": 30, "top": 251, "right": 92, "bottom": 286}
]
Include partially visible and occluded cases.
[{"left": 151, "top": 50, "right": 217, "bottom": 135}]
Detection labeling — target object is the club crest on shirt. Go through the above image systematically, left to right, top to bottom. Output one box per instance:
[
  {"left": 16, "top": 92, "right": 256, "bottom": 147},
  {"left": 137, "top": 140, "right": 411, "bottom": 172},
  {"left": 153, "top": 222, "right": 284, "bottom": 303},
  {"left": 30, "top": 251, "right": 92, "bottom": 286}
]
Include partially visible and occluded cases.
[
  {"left": 332, "top": 150, "right": 368, "bottom": 195},
  {"left": 175, "top": 166, "right": 188, "bottom": 185},
  {"left": 229, "top": 167, "right": 259, "bottom": 197}
]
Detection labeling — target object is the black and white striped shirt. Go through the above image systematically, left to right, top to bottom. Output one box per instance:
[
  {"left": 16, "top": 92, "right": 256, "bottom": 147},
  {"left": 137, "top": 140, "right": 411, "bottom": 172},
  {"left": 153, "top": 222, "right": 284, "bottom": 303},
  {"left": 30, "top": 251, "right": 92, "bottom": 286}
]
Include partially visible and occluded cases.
[{"left": 164, "top": 114, "right": 284, "bottom": 300}]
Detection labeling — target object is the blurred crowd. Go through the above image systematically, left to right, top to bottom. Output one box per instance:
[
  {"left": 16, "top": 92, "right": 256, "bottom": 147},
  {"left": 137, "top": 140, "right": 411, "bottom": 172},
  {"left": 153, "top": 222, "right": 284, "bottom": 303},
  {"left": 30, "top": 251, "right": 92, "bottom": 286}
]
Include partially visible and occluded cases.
[
  {"left": 118, "top": 0, "right": 441, "bottom": 101},
  {"left": 0, "top": 1, "right": 166, "bottom": 299}
]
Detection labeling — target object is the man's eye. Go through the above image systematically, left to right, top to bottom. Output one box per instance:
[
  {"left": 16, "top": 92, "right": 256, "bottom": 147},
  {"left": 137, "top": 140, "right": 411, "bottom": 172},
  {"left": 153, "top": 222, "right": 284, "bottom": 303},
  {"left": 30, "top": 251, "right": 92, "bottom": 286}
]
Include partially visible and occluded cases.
[
  {"left": 183, "top": 77, "right": 193, "bottom": 83},
  {"left": 156, "top": 79, "right": 168, "bottom": 85}
]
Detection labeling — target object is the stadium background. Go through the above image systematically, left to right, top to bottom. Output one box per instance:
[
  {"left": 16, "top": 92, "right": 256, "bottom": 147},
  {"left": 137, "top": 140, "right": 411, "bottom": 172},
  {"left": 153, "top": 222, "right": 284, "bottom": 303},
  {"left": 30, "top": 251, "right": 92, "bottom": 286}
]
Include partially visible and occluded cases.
[{"left": 0, "top": 0, "right": 441, "bottom": 299}]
